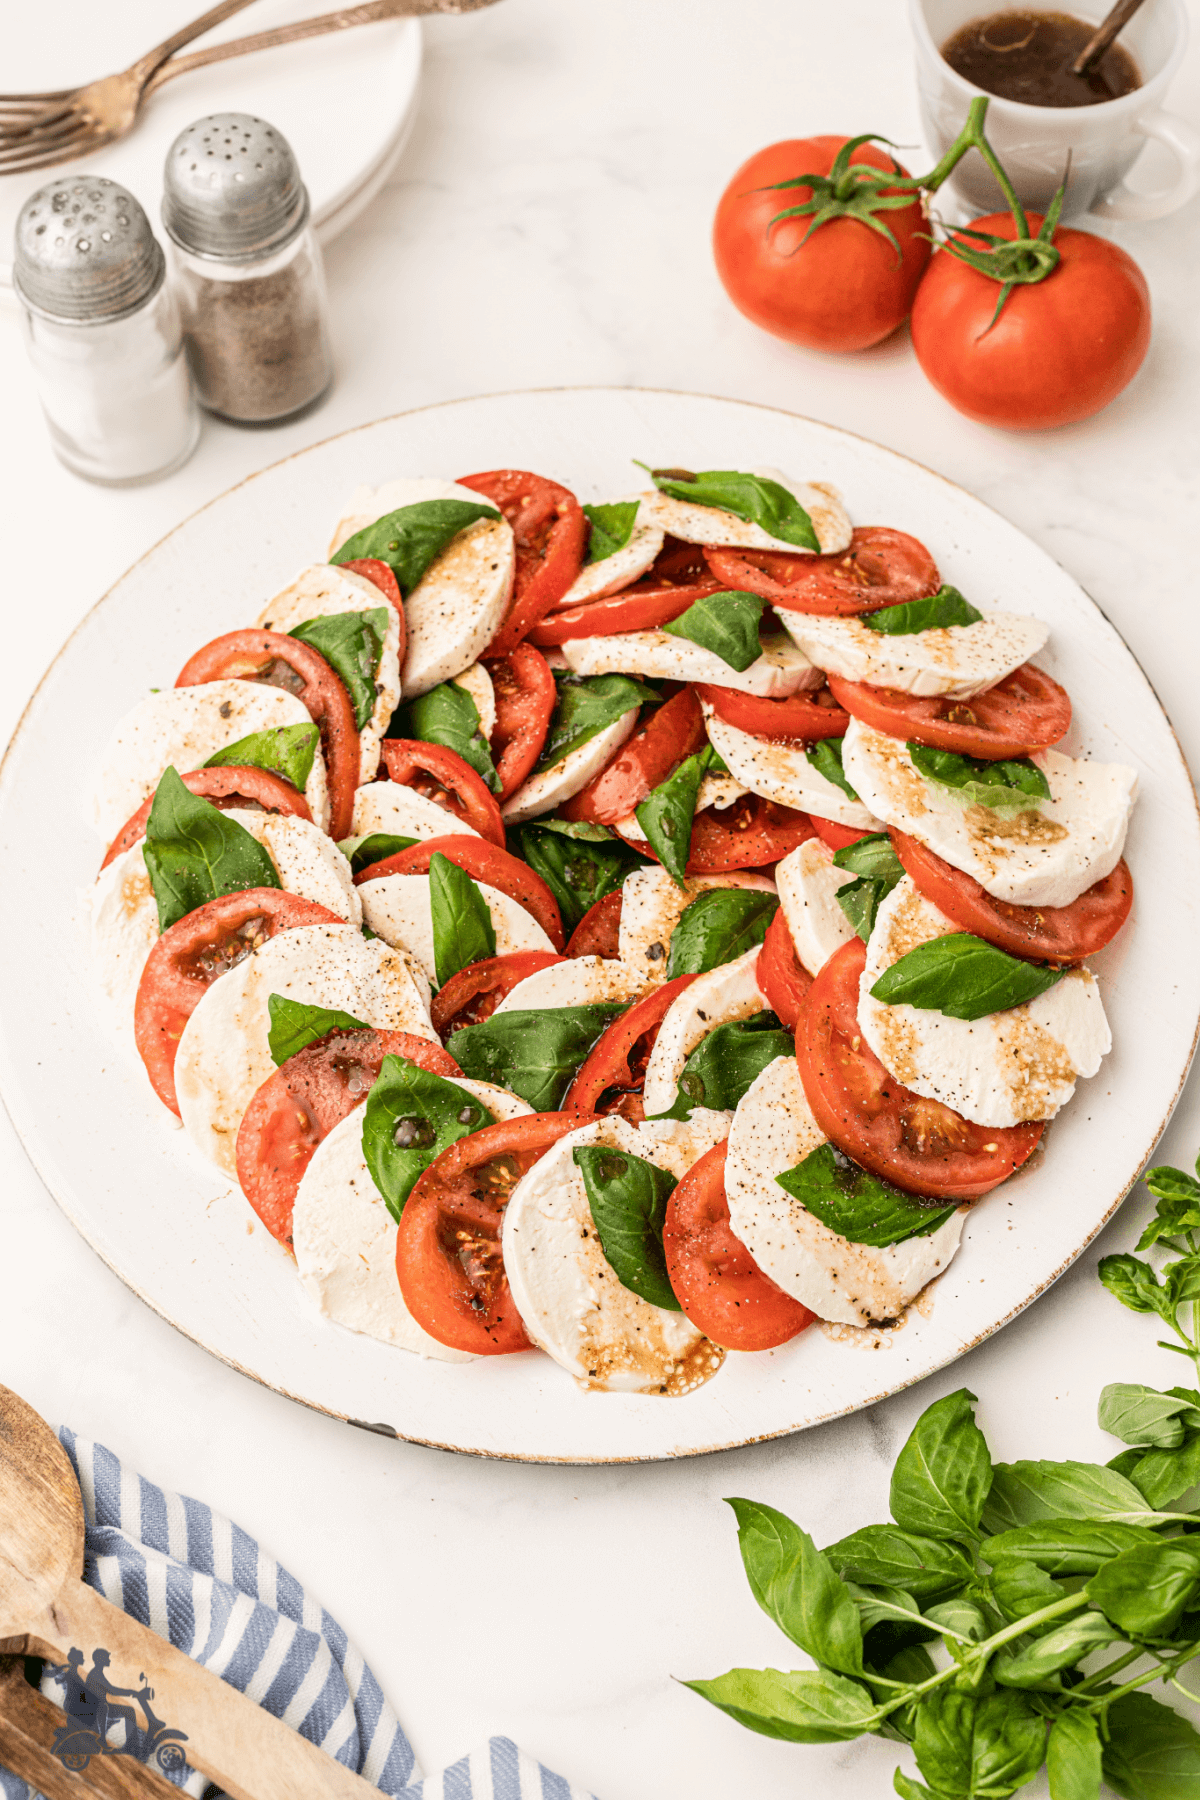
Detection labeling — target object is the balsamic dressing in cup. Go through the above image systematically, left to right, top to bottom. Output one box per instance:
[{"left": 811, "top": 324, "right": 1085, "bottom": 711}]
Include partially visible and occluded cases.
[{"left": 941, "top": 10, "right": 1141, "bottom": 106}]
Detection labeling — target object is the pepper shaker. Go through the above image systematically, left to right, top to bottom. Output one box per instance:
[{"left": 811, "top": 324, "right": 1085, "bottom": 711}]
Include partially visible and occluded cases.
[
  {"left": 162, "top": 113, "right": 334, "bottom": 426},
  {"left": 13, "top": 178, "right": 199, "bottom": 486}
]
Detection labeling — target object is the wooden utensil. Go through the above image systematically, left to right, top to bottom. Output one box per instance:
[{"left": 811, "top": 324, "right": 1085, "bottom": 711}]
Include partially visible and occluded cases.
[
  {"left": 1072, "top": 0, "right": 1148, "bottom": 75},
  {"left": 0, "top": 1383, "right": 379, "bottom": 1800},
  {"left": 0, "top": 1657, "right": 179, "bottom": 1798}
]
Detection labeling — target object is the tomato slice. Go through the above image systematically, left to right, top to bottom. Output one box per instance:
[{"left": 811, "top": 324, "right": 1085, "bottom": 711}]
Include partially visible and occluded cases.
[
  {"left": 458, "top": 469, "right": 586, "bottom": 657},
  {"left": 704, "top": 528, "right": 940, "bottom": 617},
  {"left": 529, "top": 536, "right": 721, "bottom": 645},
  {"left": 336, "top": 556, "right": 407, "bottom": 669},
  {"left": 176, "top": 629, "right": 360, "bottom": 839},
  {"left": 484, "top": 642, "right": 556, "bottom": 800},
  {"left": 827, "top": 663, "right": 1072, "bottom": 760},
  {"left": 696, "top": 682, "right": 850, "bottom": 742},
  {"left": 560, "top": 687, "right": 705, "bottom": 825},
  {"left": 378, "top": 739, "right": 506, "bottom": 848},
  {"left": 101, "top": 766, "right": 313, "bottom": 871},
  {"left": 611, "top": 793, "right": 814, "bottom": 874},
  {"left": 811, "top": 816, "right": 872, "bottom": 852},
  {"left": 891, "top": 830, "right": 1133, "bottom": 966},
  {"left": 354, "top": 832, "right": 565, "bottom": 949},
  {"left": 134, "top": 890, "right": 343, "bottom": 1117},
  {"left": 566, "top": 891, "right": 623, "bottom": 959},
  {"left": 755, "top": 906, "right": 813, "bottom": 1030},
  {"left": 796, "top": 936, "right": 1042, "bottom": 1200},
  {"left": 430, "top": 951, "right": 567, "bottom": 1038},
  {"left": 564, "top": 974, "right": 698, "bottom": 1121},
  {"left": 236, "top": 1028, "right": 461, "bottom": 1248},
  {"left": 396, "top": 1112, "right": 595, "bottom": 1353},
  {"left": 663, "top": 1140, "right": 814, "bottom": 1350}
]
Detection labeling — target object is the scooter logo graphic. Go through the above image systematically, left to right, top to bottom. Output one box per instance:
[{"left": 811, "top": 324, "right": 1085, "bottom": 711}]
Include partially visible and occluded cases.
[{"left": 50, "top": 1646, "right": 189, "bottom": 1776}]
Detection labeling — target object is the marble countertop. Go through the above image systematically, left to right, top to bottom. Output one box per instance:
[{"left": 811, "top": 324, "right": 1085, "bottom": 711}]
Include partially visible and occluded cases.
[{"left": 2, "top": 1, "right": 1199, "bottom": 1794}]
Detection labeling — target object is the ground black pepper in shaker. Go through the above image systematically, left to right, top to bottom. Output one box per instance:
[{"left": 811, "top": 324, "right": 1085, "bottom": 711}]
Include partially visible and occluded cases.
[{"left": 162, "top": 112, "right": 334, "bottom": 425}]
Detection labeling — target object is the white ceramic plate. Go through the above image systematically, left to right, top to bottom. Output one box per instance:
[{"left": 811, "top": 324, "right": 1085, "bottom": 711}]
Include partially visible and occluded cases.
[{"left": 0, "top": 387, "right": 1195, "bottom": 1463}]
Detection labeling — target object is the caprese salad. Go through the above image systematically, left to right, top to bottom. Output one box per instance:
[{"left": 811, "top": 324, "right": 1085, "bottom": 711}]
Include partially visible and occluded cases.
[{"left": 88, "top": 461, "right": 1136, "bottom": 1396}]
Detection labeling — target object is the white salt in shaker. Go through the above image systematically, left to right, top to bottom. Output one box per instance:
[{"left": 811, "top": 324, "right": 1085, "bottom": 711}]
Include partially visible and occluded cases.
[{"left": 13, "top": 177, "right": 199, "bottom": 486}]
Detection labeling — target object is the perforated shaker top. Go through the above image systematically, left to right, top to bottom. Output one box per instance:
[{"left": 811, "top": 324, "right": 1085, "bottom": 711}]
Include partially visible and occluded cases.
[
  {"left": 162, "top": 113, "right": 310, "bottom": 261},
  {"left": 13, "top": 178, "right": 164, "bottom": 321}
]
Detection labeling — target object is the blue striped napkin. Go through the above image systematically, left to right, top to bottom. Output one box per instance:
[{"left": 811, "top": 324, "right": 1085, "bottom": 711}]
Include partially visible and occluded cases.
[{"left": 0, "top": 1429, "right": 596, "bottom": 1800}]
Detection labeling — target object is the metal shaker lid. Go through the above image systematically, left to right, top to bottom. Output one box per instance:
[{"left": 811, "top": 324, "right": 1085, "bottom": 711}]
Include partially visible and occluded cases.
[
  {"left": 162, "top": 113, "right": 309, "bottom": 262},
  {"left": 13, "top": 178, "right": 164, "bottom": 322}
]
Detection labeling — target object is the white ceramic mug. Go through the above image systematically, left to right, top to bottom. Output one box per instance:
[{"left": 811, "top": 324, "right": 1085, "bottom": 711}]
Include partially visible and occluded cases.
[{"left": 910, "top": 0, "right": 1200, "bottom": 219}]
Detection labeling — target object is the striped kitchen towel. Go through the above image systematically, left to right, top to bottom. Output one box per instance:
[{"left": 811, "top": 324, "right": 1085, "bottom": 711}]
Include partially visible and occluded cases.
[{"left": 0, "top": 1428, "right": 596, "bottom": 1800}]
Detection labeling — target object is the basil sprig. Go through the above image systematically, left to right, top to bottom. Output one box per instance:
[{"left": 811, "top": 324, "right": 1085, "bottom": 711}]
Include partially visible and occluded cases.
[
  {"left": 638, "top": 464, "right": 820, "bottom": 552},
  {"left": 331, "top": 498, "right": 501, "bottom": 595},
  {"left": 583, "top": 500, "right": 640, "bottom": 564},
  {"left": 861, "top": 586, "right": 983, "bottom": 636},
  {"left": 662, "top": 590, "right": 767, "bottom": 672},
  {"left": 288, "top": 609, "right": 388, "bottom": 731},
  {"left": 534, "top": 673, "right": 660, "bottom": 773},
  {"left": 398, "top": 679, "right": 500, "bottom": 794},
  {"left": 204, "top": 722, "right": 319, "bottom": 794},
  {"left": 805, "top": 737, "right": 860, "bottom": 801},
  {"left": 909, "top": 743, "right": 1051, "bottom": 812},
  {"left": 635, "top": 744, "right": 715, "bottom": 888},
  {"left": 142, "top": 767, "right": 281, "bottom": 934},
  {"left": 512, "top": 819, "right": 648, "bottom": 931},
  {"left": 340, "top": 832, "right": 418, "bottom": 876},
  {"left": 832, "top": 833, "right": 905, "bottom": 944},
  {"left": 429, "top": 851, "right": 496, "bottom": 989},
  {"left": 666, "top": 888, "right": 779, "bottom": 978},
  {"left": 870, "top": 932, "right": 1065, "bottom": 1020},
  {"left": 267, "top": 994, "right": 369, "bottom": 1066},
  {"left": 450, "top": 1004, "right": 626, "bottom": 1110},
  {"left": 653, "top": 1013, "right": 792, "bottom": 1121},
  {"left": 362, "top": 1054, "right": 493, "bottom": 1222},
  {"left": 776, "top": 1143, "right": 957, "bottom": 1247},
  {"left": 572, "top": 1145, "right": 681, "bottom": 1311}
]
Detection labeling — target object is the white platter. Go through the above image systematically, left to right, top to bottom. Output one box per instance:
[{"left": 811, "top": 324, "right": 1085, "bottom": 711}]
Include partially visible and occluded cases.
[{"left": 0, "top": 387, "right": 1196, "bottom": 1463}]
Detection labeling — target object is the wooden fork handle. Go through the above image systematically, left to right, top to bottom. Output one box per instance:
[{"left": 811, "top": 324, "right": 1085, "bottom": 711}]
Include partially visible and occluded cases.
[{"left": 0, "top": 1657, "right": 178, "bottom": 1799}]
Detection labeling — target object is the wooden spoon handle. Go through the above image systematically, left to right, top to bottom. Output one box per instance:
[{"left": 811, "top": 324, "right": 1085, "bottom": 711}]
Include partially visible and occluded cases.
[
  {"left": 20, "top": 1581, "right": 377, "bottom": 1800},
  {"left": 0, "top": 1656, "right": 178, "bottom": 1798}
]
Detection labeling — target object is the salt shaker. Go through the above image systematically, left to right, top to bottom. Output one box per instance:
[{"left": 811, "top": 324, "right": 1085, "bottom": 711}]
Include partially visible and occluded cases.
[
  {"left": 162, "top": 113, "right": 334, "bottom": 426},
  {"left": 13, "top": 178, "right": 199, "bottom": 486}
]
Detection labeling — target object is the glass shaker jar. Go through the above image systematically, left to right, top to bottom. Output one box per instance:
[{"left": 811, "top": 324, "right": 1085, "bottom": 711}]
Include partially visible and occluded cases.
[
  {"left": 162, "top": 113, "right": 334, "bottom": 426},
  {"left": 13, "top": 178, "right": 199, "bottom": 486}
]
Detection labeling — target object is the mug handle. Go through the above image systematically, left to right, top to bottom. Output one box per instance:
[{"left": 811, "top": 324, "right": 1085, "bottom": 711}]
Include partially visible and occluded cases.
[{"left": 1090, "top": 107, "right": 1200, "bottom": 222}]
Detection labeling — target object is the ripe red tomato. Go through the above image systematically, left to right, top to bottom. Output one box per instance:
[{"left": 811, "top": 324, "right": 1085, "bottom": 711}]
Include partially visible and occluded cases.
[
  {"left": 713, "top": 138, "right": 931, "bottom": 353},
  {"left": 910, "top": 212, "right": 1151, "bottom": 429},
  {"left": 457, "top": 469, "right": 586, "bottom": 656},
  {"left": 705, "top": 528, "right": 940, "bottom": 617},
  {"left": 484, "top": 642, "right": 556, "bottom": 801},
  {"left": 828, "top": 662, "right": 1070, "bottom": 759},
  {"left": 695, "top": 682, "right": 849, "bottom": 742},
  {"left": 560, "top": 687, "right": 706, "bottom": 825},
  {"left": 378, "top": 739, "right": 506, "bottom": 847},
  {"left": 101, "top": 765, "right": 313, "bottom": 871},
  {"left": 355, "top": 832, "right": 565, "bottom": 949},
  {"left": 565, "top": 892, "right": 623, "bottom": 959},
  {"left": 755, "top": 906, "right": 812, "bottom": 1032},
  {"left": 430, "top": 951, "right": 566, "bottom": 1039},
  {"left": 564, "top": 974, "right": 699, "bottom": 1120}
]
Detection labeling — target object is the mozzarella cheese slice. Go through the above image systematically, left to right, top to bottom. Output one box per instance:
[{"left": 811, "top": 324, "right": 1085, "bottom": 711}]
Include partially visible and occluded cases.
[
  {"left": 637, "top": 468, "right": 852, "bottom": 555},
  {"left": 328, "top": 477, "right": 515, "bottom": 699},
  {"left": 554, "top": 500, "right": 663, "bottom": 606},
  {"left": 255, "top": 563, "right": 402, "bottom": 786},
  {"left": 777, "top": 610, "right": 1048, "bottom": 700},
  {"left": 557, "top": 628, "right": 822, "bottom": 697},
  {"left": 451, "top": 662, "right": 497, "bottom": 740},
  {"left": 92, "top": 681, "right": 331, "bottom": 840},
  {"left": 702, "top": 704, "right": 882, "bottom": 831},
  {"left": 500, "top": 711, "right": 641, "bottom": 825},
  {"left": 842, "top": 719, "right": 1137, "bottom": 908},
  {"left": 613, "top": 768, "right": 749, "bottom": 844},
  {"left": 350, "top": 780, "right": 480, "bottom": 843},
  {"left": 775, "top": 838, "right": 857, "bottom": 976},
  {"left": 618, "top": 867, "right": 776, "bottom": 987},
  {"left": 358, "top": 873, "right": 554, "bottom": 984},
  {"left": 859, "top": 877, "right": 1111, "bottom": 1128},
  {"left": 176, "top": 923, "right": 436, "bottom": 1175},
  {"left": 641, "top": 946, "right": 771, "bottom": 1116},
  {"left": 492, "top": 956, "right": 646, "bottom": 1014},
  {"left": 725, "top": 1058, "right": 965, "bottom": 1327},
  {"left": 292, "top": 1078, "right": 531, "bottom": 1361},
  {"left": 501, "top": 1113, "right": 727, "bottom": 1393}
]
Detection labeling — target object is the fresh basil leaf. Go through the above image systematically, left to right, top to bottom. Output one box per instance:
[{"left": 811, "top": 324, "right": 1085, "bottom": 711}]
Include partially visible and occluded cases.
[
  {"left": 639, "top": 465, "right": 820, "bottom": 553},
  {"left": 331, "top": 499, "right": 500, "bottom": 595},
  {"left": 583, "top": 500, "right": 639, "bottom": 564},
  {"left": 861, "top": 586, "right": 983, "bottom": 636},
  {"left": 661, "top": 588, "right": 766, "bottom": 672},
  {"left": 289, "top": 608, "right": 388, "bottom": 731},
  {"left": 535, "top": 672, "right": 660, "bottom": 772},
  {"left": 401, "top": 680, "right": 501, "bottom": 794},
  {"left": 204, "top": 722, "right": 319, "bottom": 794},
  {"left": 806, "top": 735, "right": 860, "bottom": 801},
  {"left": 908, "top": 742, "right": 1052, "bottom": 812},
  {"left": 635, "top": 745, "right": 711, "bottom": 887},
  {"left": 142, "top": 766, "right": 281, "bottom": 934},
  {"left": 528, "top": 818, "right": 617, "bottom": 842},
  {"left": 513, "top": 821, "right": 647, "bottom": 931},
  {"left": 339, "top": 832, "right": 418, "bottom": 876},
  {"left": 833, "top": 832, "right": 905, "bottom": 883},
  {"left": 428, "top": 850, "right": 496, "bottom": 989},
  {"left": 837, "top": 877, "right": 890, "bottom": 945},
  {"left": 665, "top": 888, "right": 779, "bottom": 977},
  {"left": 869, "top": 933, "right": 1065, "bottom": 1021},
  {"left": 267, "top": 995, "right": 369, "bottom": 1066},
  {"left": 449, "top": 1004, "right": 625, "bottom": 1111},
  {"left": 652, "top": 1013, "right": 792, "bottom": 1121},
  {"left": 360, "top": 1054, "right": 493, "bottom": 1222},
  {"left": 776, "top": 1144, "right": 956, "bottom": 1249},
  {"left": 572, "top": 1145, "right": 679, "bottom": 1311},
  {"left": 1139, "top": 1165, "right": 1200, "bottom": 1250},
  {"left": 1098, "top": 1253, "right": 1175, "bottom": 1319},
  {"left": 1099, "top": 1384, "right": 1200, "bottom": 1450},
  {"left": 890, "top": 1389, "right": 992, "bottom": 1544},
  {"left": 1123, "top": 1432, "right": 1200, "bottom": 1511},
  {"left": 981, "top": 1461, "right": 1172, "bottom": 1535},
  {"left": 726, "top": 1497, "right": 864, "bottom": 1674},
  {"left": 982, "top": 1521, "right": 1163, "bottom": 1577},
  {"left": 824, "top": 1525, "right": 974, "bottom": 1602},
  {"left": 1087, "top": 1538, "right": 1200, "bottom": 1637},
  {"left": 988, "top": 1556, "right": 1066, "bottom": 1624},
  {"left": 845, "top": 1582, "right": 923, "bottom": 1636},
  {"left": 923, "top": 1594, "right": 988, "bottom": 1647},
  {"left": 994, "top": 1611, "right": 1119, "bottom": 1690},
  {"left": 868, "top": 1645, "right": 937, "bottom": 1743},
  {"left": 681, "top": 1666, "right": 877, "bottom": 1744},
  {"left": 914, "top": 1689, "right": 1046, "bottom": 1800},
  {"left": 1102, "top": 1693, "right": 1200, "bottom": 1800},
  {"left": 1046, "top": 1707, "right": 1103, "bottom": 1800},
  {"left": 892, "top": 1770, "right": 938, "bottom": 1800}
]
